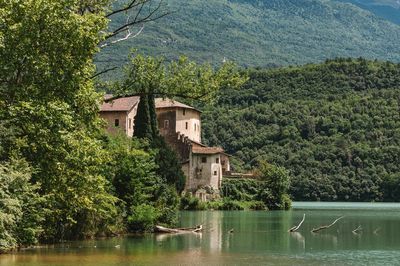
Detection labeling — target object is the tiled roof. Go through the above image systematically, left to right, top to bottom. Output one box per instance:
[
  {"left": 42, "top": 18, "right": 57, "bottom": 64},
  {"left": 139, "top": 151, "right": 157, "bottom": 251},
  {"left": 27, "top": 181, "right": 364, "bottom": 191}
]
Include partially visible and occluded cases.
[
  {"left": 100, "top": 94, "right": 140, "bottom": 112},
  {"left": 100, "top": 96, "right": 200, "bottom": 112},
  {"left": 155, "top": 98, "right": 201, "bottom": 112},
  {"left": 190, "top": 139, "right": 206, "bottom": 147},
  {"left": 192, "top": 146, "right": 225, "bottom": 155}
]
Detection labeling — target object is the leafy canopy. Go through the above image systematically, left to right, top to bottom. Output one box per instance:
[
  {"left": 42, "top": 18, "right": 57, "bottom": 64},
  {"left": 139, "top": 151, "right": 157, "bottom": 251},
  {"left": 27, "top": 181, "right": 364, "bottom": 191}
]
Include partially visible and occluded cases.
[{"left": 113, "top": 54, "right": 247, "bottom": 102}]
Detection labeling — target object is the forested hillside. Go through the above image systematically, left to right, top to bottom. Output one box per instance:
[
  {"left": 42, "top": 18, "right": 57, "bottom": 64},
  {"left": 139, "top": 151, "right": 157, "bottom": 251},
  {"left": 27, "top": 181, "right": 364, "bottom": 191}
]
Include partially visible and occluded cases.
[
  {"left": 96, "top": 0, "right": 400, "bottom": 74},
  {"left": 337, "top": 0, "right": 400, "bottom": 25},
  {"left": 200, "top": 58, "right": 400, "bottom": 202}
]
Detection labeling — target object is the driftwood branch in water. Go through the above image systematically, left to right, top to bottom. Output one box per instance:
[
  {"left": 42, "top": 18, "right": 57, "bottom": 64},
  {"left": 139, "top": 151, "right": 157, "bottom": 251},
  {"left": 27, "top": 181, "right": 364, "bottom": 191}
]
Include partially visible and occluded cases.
[
  {"left": 288, "top": 214, "right": 306, "bottom": 232},
  {"left": 311, "top": 216, "right": 344, "bottom": 233},
  {"left": 155, "top": 225, "right": 203, "bottom": 234},
  {"left": 352, "top": 225, "right": 362, "bottom": 234}
]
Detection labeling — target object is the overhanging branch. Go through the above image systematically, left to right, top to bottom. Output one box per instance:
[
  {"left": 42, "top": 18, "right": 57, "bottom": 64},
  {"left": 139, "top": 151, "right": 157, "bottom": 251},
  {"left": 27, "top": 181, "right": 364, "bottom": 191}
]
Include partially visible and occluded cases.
[
  {"left": 103, "top": 0, "right": 170, "bottom": 41},
  {"left": 106, "top": 0, "right": 145, "bottom": 18},
  {"left": 90, "top": 67, "right": 119, "bottom": 79},
  {"left": 104, "top": 92, "right": 210, "bottom": 102}
]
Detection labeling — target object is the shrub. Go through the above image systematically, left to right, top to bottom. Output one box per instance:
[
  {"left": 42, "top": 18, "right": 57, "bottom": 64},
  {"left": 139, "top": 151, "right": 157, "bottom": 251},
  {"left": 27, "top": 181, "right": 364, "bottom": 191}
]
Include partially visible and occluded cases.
[
  {"left": 0, "top": 159, "right": 44, "bottom": 253},
  {"left": 127, "top": 204, "right": 160, "bottom": 232}
]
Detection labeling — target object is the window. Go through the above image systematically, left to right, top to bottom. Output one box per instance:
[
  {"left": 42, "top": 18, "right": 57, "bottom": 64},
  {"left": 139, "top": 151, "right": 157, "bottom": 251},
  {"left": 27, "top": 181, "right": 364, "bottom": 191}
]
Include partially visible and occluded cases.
[
  {"left": 183, "top": 109, "right": 186, "bottom": 115},
  {"left": 129, "top": 118, "right": 132, "bottom": 129},
  {"left": 114, "top": 119, "right": 119, "bottom": 127},
  {"left": 164, "top": 120, "right": 169, "bottom": 129},
  {"left": 185, "top": 122, "right": 188, "bottom": 130},
  {"left": 201, "top": 157, "right": 207, "bottom": 163},
  {"left": 216, "top": 158, "right": 219, "bottom": 164},
  {"left": 214, "top": 171, "right": 218, "bottom": 176}
]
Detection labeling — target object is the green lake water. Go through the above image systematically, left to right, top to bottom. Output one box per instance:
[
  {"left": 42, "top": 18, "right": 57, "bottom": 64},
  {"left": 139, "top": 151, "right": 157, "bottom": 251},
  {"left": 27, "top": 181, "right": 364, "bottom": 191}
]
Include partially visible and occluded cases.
[{"left": 2, "top": 202, "right": 400, "bottom": 266}]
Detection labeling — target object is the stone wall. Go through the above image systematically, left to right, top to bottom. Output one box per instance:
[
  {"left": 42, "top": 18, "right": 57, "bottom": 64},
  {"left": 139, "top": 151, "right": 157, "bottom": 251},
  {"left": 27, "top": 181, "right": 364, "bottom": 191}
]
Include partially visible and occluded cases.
[
  {"left": 100, "top": 108, "right": 137, "bottom": 137},
  {"left": 156, "top": 108, "right": 177, "bottom": 138},
  {"left": 175, "top": 108, "right": 201, "bottom": 143},
  {"left": 99, "top": 111, "right": 128, "bottom": 136},
  {"left": 188, "top": 153, "right": 222, "bottom": 192}
]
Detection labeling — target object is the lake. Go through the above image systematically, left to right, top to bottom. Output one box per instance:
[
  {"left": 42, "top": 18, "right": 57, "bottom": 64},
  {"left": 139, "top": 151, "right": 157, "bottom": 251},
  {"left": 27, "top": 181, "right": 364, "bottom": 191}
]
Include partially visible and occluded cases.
[{"left": 1, "top": 202, "right": 400, "bottom": 266}]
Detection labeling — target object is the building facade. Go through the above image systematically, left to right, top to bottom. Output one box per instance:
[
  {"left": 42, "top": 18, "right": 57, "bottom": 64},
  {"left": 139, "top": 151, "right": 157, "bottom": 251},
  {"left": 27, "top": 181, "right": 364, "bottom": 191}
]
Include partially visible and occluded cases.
[
  {"left": 99, "top": 95, "right": 139, "bottom": 137},
  {"left": 100, "top": 96, "right": 229, "bottom": 200}
]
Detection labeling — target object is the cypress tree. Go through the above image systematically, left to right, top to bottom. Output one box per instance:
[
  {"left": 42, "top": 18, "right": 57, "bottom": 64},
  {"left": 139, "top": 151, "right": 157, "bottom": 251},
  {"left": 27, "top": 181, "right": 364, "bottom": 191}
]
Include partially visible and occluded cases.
[
  {"left": 148, "top": 94, "right": 159, "bottom": 139},
  {"left": 134, "top": 95, "right": 153, "bottom": 140},
  {"left": 153, "top": 136, "right": 186, "bottom": 193}
]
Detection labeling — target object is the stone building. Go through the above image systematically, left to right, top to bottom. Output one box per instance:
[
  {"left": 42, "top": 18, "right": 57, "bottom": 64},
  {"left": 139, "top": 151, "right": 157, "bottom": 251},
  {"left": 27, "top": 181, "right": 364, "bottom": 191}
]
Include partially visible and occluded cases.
[
  {"left": 99, "top": 95, "right": 139, "bottom": 137},
  {"left": 100, "top": 96, "right": 229, "bottom": 200},
  {"left": 155, "top": 98, "right": 202, "bottom": 143}
]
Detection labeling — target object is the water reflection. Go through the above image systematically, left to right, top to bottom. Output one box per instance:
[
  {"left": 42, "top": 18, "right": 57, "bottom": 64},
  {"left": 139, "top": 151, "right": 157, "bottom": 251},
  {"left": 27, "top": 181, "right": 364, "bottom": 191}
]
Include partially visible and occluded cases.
[
  {"left": 3, "top": 203, "right": 400, "bottom": 266},
  {"left": 290, "top": 232, "right": 305, "bottom": 250}
]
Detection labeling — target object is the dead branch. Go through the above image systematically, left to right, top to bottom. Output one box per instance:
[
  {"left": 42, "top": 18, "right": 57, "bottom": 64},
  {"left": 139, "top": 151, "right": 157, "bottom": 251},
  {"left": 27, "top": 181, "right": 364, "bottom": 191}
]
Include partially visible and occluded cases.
[
  {"left": 104, "top": 0, "right": 170, "bottom": 41},
  {"left": 101, "top": 17, "right": 145, "bottom": 48},
  {"left": 288, "top": 213, "right": 306, "bottom": 232},
  {"left": 311, "top": 216, "right": 344, "bottom": 233},
  {"left": 155, "top": 225, "right": 202, "bottom": 234},
  {"left": 352, "top": 225, "right": 362, "bottom": 234},
  {"left": 373, "top": 227, "right": 381, "bottom": 235}
]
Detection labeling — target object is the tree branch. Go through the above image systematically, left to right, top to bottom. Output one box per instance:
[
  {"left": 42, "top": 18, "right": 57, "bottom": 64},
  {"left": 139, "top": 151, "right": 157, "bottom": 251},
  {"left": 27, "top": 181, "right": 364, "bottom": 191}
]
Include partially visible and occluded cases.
[
  {"left": 103, "top": 0, "right": 170, "bottom": 41},
  {"left": 106, "top": 0, "right": 144, "bottom": 18},
  {"left": 101, "top": 12, "right": 145, "bottom": 48},
  {"left": 90, "top": 67, "right": 119, "bottom": 79},
  {"left": 104, "top": 91, "right": 210, "bottom": 103},
  {"left": 288, "top": 214, "right": 305, "bottom": 232},
  {"left": 311, "top": 216, "right": 344, "bottom": 233},
  {"left": 352, "top": 225, "right": 362, "bottom": 235}
]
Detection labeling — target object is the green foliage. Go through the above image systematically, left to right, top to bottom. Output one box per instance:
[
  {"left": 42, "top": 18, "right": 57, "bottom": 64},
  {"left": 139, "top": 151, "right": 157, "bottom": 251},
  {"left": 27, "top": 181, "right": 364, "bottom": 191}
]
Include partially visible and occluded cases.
[
  {"left": 0, "top": 0, "right": 119, "bottom": 242},
  {"left": 97, "top": 0, "right": 400, "bottom": 75},
  {"left": 337, "top": 0, "right": 400, "bottom": 25},
  {"left": 115, "top": 54, "right": 246, "bottom": 103},
  {"left": 202, "top": 58, "right": 400, "bottom": 202},
  {"left": 133, "top": 95, "right": 186, "bottom": 193},
  {"left": 134, "top": 95, "right": 154, "bottom": 139},
  {"left": 106, "top": 134, "right": 180, "bottom": 232},
  {"left": 152, "top": 136, "right": 186, "bottom": 193},
  {"left": 0, "top": 159, "right": 44, "bottom": 253},
  {"left": 255, "top": 161, "right": 291, "bottom": 210},
  {"left": 222, "top": 176, "right": 290, "bottom": 210},
  {"left": 180, "top": 194, "right": 266, "bottom": 211},
  {"left": 180, "top": 194, "right": 202, "bottom": 210},
  {"left": 128, "top": 204, "right": 160, "bottom": 232}
]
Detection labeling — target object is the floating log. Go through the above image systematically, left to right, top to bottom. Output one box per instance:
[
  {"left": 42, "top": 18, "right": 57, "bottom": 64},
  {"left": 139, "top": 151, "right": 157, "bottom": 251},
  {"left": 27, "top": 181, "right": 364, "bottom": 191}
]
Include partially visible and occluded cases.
[
  {"left": 288, "top": 214, "right": 306, "bottom": 232},
  {"left": 311, "top": 216, "right": 344, "bottom": 233},
  {"left": 155, "top": 225, "right": 203, "bottom": 234},
  {"left": 352, "top": 225, "right": 362, "bottom": 234}
]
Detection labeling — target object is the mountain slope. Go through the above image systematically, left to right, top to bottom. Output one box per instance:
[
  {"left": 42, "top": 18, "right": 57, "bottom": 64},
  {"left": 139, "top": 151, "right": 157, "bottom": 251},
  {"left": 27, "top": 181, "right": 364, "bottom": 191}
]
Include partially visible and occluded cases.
[
  {"left": 97, "top": 0, "right": 400, "bottom": 73},
  {"left": 337, "top": 0, "right": 400, "bottom": 25},
  {"left": 200, "top": 58, "right": 400, "bottom": 202}
]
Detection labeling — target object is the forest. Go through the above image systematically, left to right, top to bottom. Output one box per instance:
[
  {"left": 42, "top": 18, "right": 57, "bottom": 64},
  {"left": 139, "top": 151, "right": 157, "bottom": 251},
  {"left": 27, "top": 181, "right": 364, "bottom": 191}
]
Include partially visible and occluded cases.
[
  {"left": 0, "top": 0, "right": 249, "bottom": 253},
  {"left": 2, "top": 0, "right": 400, "bottom": 255},
  {"left": 96, "top": 0, "right": 400, "bottom": 75},
  {"left": 201, "top": 58, "right": 400, "bottom": 202}
]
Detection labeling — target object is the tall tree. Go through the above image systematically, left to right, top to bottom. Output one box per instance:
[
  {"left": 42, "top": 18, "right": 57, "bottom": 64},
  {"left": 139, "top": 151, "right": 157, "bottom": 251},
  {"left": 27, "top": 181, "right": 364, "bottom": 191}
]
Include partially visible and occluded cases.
[
  {"left": 0, "top": 0, "right": 122, "bottom": 241},
  {"left": 134, "top": 94, "right": 153, "bottom": 139}
]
